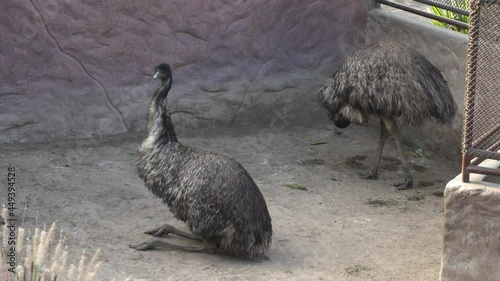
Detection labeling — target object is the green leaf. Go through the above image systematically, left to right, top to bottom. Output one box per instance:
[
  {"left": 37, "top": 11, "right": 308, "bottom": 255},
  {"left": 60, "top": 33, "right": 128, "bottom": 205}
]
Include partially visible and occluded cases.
[
  {"left": 427, "top": 1, "right": 469, "bottom": 34},
  {"left": 309, "top": 140, "right": 329, "bottom": 145}
]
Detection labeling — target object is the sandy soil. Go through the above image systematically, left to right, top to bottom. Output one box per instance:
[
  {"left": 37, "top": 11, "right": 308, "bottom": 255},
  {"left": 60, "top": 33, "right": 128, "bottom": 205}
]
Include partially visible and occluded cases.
[{"left": 0, "top": 123, "right": 460, "bottom": 280}]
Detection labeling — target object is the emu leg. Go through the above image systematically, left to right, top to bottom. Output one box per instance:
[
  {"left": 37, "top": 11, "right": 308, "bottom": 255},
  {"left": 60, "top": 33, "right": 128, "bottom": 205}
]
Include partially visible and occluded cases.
[
  {"left": 382, "top": 117, "right": 413, "bottom": 190},
  {"left": 359, "top": 120, "right": 388, "bottom": 180},
  {"left": 144, "top": 224, "right": 202, "bottom": 242},
  {"left": 129, "top": 238, "right": 216, "bottom": 253}
]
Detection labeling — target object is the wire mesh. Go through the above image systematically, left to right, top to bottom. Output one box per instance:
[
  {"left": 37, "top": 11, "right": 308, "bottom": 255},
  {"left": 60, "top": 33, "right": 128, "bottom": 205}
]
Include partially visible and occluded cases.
[
  {"left": 376, "top": 0, "right": 470, "bottom": 30},
  {"left": 414, "top": 0, "right": 470, "bottom": 15},
  {"left": 461, "top": 0, "right": 500, "bottom": 181}
]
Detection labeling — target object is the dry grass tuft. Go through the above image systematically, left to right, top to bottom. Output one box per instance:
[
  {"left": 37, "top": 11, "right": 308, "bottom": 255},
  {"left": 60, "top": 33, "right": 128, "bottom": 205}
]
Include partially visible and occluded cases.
[{"left": 0, "top": 206, "right": 102, "bottom": 281}]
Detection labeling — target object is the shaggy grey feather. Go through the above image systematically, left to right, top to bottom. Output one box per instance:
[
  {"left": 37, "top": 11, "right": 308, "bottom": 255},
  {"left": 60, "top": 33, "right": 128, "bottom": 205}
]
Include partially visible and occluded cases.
[
  {"left": 317, "top": 42, "right": 457, "bottom": 190},
  {"left": 318, "top": 42, "right": 457, "bottom": 127},
  {"left": 135, "top": 63, "right": 272, "bottom": 258}
]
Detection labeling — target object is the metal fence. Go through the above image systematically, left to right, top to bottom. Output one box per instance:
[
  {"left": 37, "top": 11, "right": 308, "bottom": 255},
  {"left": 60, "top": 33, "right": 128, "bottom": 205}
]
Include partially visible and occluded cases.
[
  {"left": 376, "top": 0, "right": 469, "bottom": 30},
  {"left": 415, "top": 0, "right": 469, "bottom": 14},
  {"left": 461, "top": 0, "right": 500, "bottom": 182}
]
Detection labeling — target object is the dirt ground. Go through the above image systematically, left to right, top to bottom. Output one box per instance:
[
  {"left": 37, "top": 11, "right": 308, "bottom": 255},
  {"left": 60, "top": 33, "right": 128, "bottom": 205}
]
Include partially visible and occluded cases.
[{"left": 0, "top": 122, "right": 461, "bottom": 280}]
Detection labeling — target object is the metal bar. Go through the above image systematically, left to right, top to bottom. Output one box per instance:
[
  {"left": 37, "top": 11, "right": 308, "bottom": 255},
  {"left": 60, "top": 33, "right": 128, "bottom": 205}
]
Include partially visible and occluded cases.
[
  {"left": 377, "top": 0, "right": 469, "bottom": 29},
  {"left": 413, "top": 0, "right": 470, "bottom": 16},
  {"left": 460, "top": 0, "right": 481, "bottom": 181},
  {"left": 471, "top": 123, "right": 500, "bottom": 147},
  {"left": 478, "top": 137, "right": 500, "bottom": 152},
  {"left": 470, "top": 139, "right": 500, "bottom": 166},
  {"left": 483, "top": 139, "right": 500, "bottom": 153},
  {"left": 475, "top": 140, "right": 500, "bottom": 155},
  {"left": 464, "top": 142, "right": 500, "bottom": 181},
  {"left": 468, "top": 148, "right": 500, "bottom": 160},
  {"left": 462, "top": 155, "right": 471, "bottom": 182},
  {"left": 471, "top": 156, "right": 486, "bottom": 166},
  {"left": 466, "top": 165, "right": 500, "bottom": 177}
]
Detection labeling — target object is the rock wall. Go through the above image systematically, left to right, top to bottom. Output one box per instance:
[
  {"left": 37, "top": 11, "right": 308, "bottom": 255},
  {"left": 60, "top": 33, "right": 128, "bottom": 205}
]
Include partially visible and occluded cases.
[
  {"left": 0, "top": 0, "right": 368, "bottom": 143},
  {"left": 441, "top": 172, "right": 500, "bottom": 281}
]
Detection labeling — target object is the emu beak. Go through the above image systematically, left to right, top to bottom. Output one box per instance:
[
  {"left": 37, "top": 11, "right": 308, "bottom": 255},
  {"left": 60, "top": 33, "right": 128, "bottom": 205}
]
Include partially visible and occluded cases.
[{"left": 153, "top": 71, "right": 160, "bottom": 79}]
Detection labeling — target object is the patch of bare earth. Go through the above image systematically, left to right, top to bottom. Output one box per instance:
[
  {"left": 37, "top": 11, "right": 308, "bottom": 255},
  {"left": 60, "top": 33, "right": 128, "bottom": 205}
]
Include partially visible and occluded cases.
[{"left": 0, "top": 124, "right": 459, "bottom": 280}]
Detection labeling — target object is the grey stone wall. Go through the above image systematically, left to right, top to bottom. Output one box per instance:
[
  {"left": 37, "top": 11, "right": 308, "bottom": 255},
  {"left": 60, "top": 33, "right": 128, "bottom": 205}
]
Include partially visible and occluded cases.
[
  {"left": 0, "top": 0, "right": 368, "bottom": 143},
  {"left": 441, "top": 173, "right": 500, "bottom": 281}
]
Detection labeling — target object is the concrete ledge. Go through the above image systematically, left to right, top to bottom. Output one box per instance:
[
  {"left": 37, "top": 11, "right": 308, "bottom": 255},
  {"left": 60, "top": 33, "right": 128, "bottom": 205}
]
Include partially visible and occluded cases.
[{"left": 440, "top": 159, "right": 500, "bottom": 281}]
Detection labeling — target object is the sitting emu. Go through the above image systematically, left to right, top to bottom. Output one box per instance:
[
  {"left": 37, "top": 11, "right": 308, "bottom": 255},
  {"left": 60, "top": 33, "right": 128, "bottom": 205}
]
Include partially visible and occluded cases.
[
  {"left": 317, "top": 42, "right": 457, "bottom": 189},
  {"left": 129, "top": 64, "right": 272, "bottom": 258}
]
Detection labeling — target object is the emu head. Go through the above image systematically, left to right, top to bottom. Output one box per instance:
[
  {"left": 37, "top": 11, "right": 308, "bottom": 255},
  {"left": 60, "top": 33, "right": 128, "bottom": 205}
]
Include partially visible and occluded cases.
[
  {"left": 153, "top": 63, "right": 172, "bottom": 83},
  {"left": 331, "top": 113, "right": 350, "bottom": 129}
]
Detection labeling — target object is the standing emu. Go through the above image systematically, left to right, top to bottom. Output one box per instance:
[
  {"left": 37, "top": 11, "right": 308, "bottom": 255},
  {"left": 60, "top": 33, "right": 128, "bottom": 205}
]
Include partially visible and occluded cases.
[
  {"left": 317, "top": 42, "right": 457, "bottom": 189},
  {"left": 129, "top": 64, "right": 272, "bottom": 258}
]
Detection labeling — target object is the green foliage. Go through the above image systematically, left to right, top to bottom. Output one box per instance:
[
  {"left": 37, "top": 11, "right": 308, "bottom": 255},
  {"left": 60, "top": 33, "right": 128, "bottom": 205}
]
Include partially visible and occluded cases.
[
  {"left": 427, "top": 0, "right": 469, "bottom": 34},
  {"left": 309, "top": 140, "right": 329, "bottom": 145},
  {"left": 405, "top": 147, "right": 424, "bottom": 158},
  {"left": 283, "top": 183, "right": 307, "bottom": 191},
  {"left": 345, "top": 264, "right": 371, "bottom": 276}
]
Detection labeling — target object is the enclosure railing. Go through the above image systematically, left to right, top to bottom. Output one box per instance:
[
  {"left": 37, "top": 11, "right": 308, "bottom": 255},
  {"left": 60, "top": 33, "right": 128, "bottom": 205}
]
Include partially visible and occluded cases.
[
  {"left": 376, "top": 0, "right": 469, "bottom": 30},
  {"left": 461, "top": 0, "right": 500, "bottom": 182}
]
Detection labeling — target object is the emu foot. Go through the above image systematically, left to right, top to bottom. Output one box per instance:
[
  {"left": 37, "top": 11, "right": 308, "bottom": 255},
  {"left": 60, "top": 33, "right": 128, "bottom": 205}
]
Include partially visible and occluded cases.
[
  {"left": 358, "top": 170, "right": 378, "bottom": 180},
  {"left": 393, "top": 178, "right": 413, "bottom": 190},
  {"left": 144, "top": 224, "right": 202, "bottom": 242},
  {"left": 144, "top": 224, "right": 177, "bottom": 237},
  {"left": 129, "top": 238, "right": 216, "bottom": 254},
  {"left": 129, "top": 239, "right": 157, "bottom": 251}
]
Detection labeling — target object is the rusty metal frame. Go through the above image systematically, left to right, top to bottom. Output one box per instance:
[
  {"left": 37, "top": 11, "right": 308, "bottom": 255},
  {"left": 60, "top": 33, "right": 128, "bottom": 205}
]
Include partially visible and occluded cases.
[{"left": 461, "top": 0, "right": 500, "bottom": 182}]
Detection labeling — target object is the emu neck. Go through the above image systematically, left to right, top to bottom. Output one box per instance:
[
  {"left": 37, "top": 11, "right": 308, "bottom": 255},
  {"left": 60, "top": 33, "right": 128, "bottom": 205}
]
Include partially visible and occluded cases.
[{"left": 147, "top": 78, "right": 178, "bottom": 143}]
